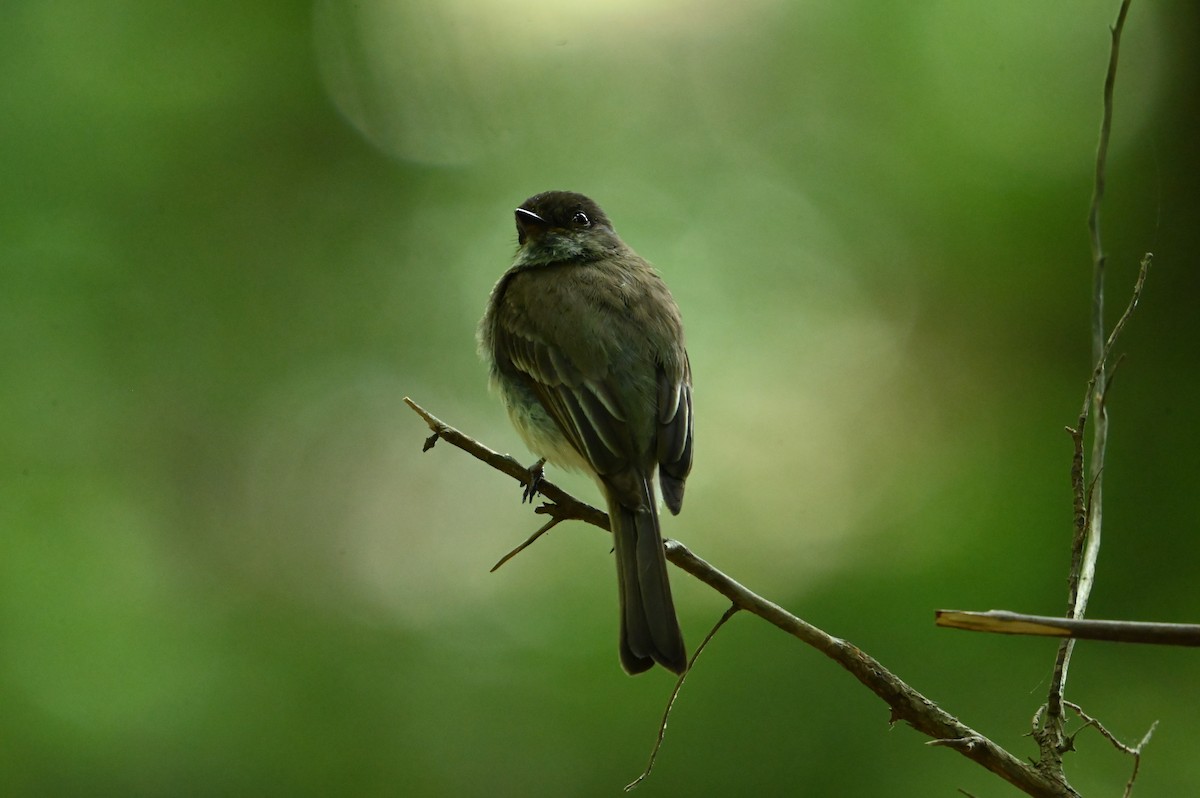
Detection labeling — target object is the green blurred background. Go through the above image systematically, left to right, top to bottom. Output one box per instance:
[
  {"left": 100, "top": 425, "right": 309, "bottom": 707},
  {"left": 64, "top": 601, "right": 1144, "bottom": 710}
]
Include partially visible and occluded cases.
[{"left": 3, "top": 1, "right": 1198, "bottom": 795}]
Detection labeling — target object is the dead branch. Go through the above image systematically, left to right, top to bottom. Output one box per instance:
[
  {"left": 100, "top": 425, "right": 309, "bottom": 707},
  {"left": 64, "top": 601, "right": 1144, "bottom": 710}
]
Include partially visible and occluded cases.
[
  {"left": 404, "top": 396, "right": 1079, "bottom": 798},
  {"left": 936, "top": 610, "right": 1200, "bottom": 646}
]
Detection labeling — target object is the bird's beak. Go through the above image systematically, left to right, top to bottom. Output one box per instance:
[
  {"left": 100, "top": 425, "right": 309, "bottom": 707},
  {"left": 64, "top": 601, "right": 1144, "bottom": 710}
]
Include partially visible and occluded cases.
[{"left": 515, "top": 207, "right": 548, "bottom": 246}]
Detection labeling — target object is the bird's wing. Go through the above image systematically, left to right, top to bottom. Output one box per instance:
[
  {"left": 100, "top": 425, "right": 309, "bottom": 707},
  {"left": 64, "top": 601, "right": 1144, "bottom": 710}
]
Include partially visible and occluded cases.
[
  {"left": 493, "top": 317, "right": 635, "bottom": 480},
  {"left": 656, "top": 353, "right": 693, "bottom": 515}
]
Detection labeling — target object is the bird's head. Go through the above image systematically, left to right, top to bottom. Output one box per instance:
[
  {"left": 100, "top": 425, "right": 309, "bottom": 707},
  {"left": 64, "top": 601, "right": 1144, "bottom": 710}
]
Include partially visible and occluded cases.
[{"left": 513, "top": 191, "right": 620, "bottom": 266}]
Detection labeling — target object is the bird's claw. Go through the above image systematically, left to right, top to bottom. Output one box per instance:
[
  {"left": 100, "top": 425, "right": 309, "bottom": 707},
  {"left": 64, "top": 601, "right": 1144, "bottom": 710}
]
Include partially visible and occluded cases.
[{"left": 522, "top": 458, "right": 546, "bottom": 503}]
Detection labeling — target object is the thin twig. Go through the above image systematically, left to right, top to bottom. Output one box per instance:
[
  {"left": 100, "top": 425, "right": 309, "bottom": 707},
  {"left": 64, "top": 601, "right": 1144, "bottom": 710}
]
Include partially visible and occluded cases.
[
  {"left": 1044, "top": 0, "right": 1135, "bottom": 746},
  {"left": 1049, "top": 254, "right": 1151, "bottom": 733},
  {"left": 404, "top": 397, "right": 610, "bottom": 533},
  {"left": 490, "top": 517, "right": 564, "bottom": 572},
  {"left": 625, "top": 604, "right": 740, "bottom": 791},
  {"left": 935, "top": 609, "right": 1200, "bottom": 646},
  {"left": 1063, "top": 702, "right": 1157, "bottom": 797},
  {"left": 1124, "top": 723, "right": 1159, "bottom": 798}
]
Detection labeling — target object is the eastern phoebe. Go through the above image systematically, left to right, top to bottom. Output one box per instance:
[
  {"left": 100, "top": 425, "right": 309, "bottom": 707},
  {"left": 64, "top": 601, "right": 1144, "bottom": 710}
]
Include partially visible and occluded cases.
[{"left": 478, "top": 191, "right": 693, "bottom": 675}]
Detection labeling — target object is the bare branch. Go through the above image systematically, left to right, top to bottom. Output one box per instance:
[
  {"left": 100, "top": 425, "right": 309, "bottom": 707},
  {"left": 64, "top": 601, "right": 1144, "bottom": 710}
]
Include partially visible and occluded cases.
[
  {"left": 1045, "top": 0, "right": 1136, "bottom": 747},
  {"left": 404, "top": 397, "right": 609, "bottom": 532},
  {"left": 406, "top": 397, "right": 1079, "bottom": 796},
  {"left": 663, "top": 541, "right": 1077, "bottom": 795},
  {"left": 935, "top": 610, "right": 1200, "bottom": 646}
]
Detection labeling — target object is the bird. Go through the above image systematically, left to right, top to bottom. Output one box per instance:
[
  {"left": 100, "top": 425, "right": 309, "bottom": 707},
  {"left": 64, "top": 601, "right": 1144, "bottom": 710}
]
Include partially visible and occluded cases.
[{"left": 478, "top": 190, "right": 693, "bottom": 675}]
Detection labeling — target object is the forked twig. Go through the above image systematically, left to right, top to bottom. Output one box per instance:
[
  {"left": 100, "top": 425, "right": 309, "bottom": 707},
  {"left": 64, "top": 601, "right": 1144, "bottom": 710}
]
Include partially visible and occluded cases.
[{"left": 1063, "top": 702, "right": 1157, "bottom": 798}]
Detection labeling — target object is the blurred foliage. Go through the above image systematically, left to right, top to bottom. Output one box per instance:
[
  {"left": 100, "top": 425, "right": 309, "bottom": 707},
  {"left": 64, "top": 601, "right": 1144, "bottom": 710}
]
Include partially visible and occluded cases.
[{"left": 2, "top": 1, "right": 1198, "bottom": 795}]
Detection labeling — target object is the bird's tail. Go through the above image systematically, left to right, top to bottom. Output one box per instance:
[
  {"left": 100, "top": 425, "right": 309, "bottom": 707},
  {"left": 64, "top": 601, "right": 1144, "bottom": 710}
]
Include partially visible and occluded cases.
[{"left": 608, "top": 482, "right": 687, "bottom": 675}]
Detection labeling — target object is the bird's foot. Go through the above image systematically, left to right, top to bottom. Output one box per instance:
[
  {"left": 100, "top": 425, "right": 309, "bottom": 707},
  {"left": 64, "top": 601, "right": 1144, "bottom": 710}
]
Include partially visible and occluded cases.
[{"left": 522, "top": 458, "right": 546, "bottom": 503}]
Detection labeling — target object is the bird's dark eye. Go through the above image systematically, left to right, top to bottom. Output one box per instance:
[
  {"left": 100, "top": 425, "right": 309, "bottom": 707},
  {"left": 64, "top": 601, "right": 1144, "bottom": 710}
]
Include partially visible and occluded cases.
[{"left": 571, "top": 211, "right": 590, "bottom": 227}]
